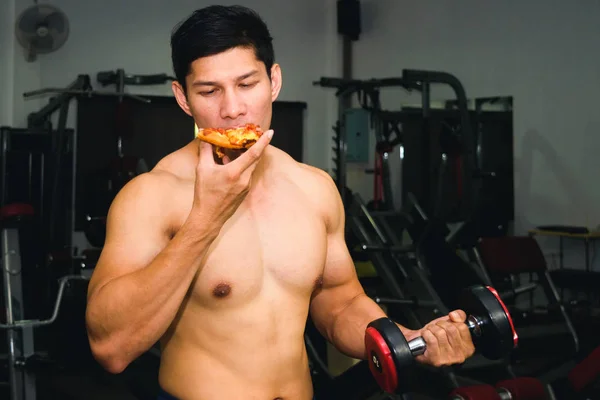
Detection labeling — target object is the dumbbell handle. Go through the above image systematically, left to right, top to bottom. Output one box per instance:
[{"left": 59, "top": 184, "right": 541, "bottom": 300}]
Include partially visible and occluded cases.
[{"left": 408, "top": 315, "right": 482, "bottom": 356}]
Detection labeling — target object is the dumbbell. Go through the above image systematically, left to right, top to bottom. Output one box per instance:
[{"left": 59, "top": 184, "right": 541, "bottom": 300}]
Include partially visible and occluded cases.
[{"left": 365, "top": 285, "right": 518, "bottom": 394}]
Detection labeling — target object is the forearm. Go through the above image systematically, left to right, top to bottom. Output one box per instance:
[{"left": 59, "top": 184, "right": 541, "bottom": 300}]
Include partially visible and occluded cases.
[
  {"left": 86, "top": 220, "right": 218, "bottom": 370},
  {"left": 329, "top": 294, "right": 416, "bottom": 360}
]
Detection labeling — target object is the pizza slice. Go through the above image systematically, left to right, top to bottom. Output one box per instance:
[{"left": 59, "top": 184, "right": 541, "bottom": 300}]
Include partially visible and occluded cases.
[{"left": 195, "top": 123, "right": 263, "bottom": 158}]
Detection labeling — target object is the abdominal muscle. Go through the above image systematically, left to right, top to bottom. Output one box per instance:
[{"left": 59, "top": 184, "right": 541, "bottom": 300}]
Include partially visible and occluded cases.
[{"left": 157, "top": 296, "right": 315, "bottom": 400}]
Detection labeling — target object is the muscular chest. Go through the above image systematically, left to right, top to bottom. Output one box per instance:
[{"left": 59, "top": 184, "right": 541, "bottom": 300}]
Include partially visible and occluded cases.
[{"left": 179, "top": 182, "right": 328, "bottom": 306}]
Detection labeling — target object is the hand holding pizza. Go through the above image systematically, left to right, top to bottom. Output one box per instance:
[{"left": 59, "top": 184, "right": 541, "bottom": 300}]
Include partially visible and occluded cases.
[{"left": 189, "top": 124, "right": 274, "bottom": 229}]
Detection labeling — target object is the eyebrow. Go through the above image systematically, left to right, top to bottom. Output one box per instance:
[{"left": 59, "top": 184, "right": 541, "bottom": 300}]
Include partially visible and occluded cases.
[{"left": 191, "top": 70, "right": 259, "bottom": 87}]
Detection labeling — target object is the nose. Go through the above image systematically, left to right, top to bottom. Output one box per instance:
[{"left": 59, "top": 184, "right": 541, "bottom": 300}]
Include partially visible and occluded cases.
[{"left": 220, "top": 89, "right": 246, "bottom": 120}]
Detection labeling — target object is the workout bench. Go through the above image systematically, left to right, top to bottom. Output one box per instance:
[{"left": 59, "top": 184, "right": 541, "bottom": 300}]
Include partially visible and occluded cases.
[
  {"left": 472, "top": 236, "right": 579, "bottom": 362},
  {"left": 449, "top": 344, "right": 600, "bottom": 399}
]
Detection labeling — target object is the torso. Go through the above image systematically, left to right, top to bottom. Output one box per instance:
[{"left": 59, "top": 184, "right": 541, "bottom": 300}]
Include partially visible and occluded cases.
[{"left": 152, "top": 143, "right": 329, "bottom": 400}]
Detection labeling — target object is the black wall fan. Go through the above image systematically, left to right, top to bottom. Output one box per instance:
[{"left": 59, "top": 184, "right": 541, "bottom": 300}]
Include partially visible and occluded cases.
[{"left": 15, "top": 3, "right": 70, "bottom": 62}]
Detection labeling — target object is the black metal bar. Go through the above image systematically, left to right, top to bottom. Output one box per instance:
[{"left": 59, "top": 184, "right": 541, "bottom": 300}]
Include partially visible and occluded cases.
[
  {"left": 402, "top": 69, "right": 477, "bottom": 221},
  {"left": 97, "top": 71, "right": 175, "bottom": 86},
  {"left": 26, "top": 74, "right": 91, "bottom": 129},
  {"left": 313, "top": 77, "right": 422, "bottom": 93},
  {"left": 421, "top": 81, "right": 432, "bottom": 215},
  {"left": 47, "top": 100, "right": 70, "bottom": 250},
  {"left": 337, "top": 100, "right": 347, "bottom": 203},
  {"left": 354, "top": 193, "right": 390, "bottom": 245},
  {"left": 348, "top": 215, "right": 408, "bottom": 297},
  {"left": 360, "top": 244, "right": 414, "bottom": 253},
  {"left": 542, "top": 270, "right": 579, "bottom": 353},
  {"left": 498, "top": 282, "right": 538, "bottom": 300},
  {"left": 372, "top": 296, "right": 437, "bottom": 308}
]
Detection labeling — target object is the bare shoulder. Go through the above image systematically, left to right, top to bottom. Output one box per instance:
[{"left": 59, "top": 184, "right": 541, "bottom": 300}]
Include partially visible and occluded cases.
[
  {"left": 111, "top": 141, "right": 195, "bottom": 211},
  {"left": 107, "top": 143, "right": 197, "bottom": 236},
  {"left": 271, "top": 147, "right": 337, "bottom": 197},
  {"left": 273, "top": 148, "right": 342, "bottom": 229},
  {"left": 296, "top": 163, "right": 338, "bottom": 198},
  {"left": 109, "top": 170, "right": 177, "bottom": 214}
]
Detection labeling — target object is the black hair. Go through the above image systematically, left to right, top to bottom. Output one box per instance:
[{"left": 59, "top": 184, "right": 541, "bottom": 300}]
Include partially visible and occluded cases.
[{"left": 170, "top": 5, "right": 274, "bottom": 92}]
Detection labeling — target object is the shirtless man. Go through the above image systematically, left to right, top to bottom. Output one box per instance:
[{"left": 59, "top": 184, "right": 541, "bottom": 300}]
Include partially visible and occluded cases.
[{"left": 85, "top": 5, "right": 475, "bottom": 400}]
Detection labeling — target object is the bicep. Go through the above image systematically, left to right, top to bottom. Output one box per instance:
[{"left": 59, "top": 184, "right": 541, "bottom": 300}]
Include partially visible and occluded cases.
[
  {"left": 303, "top": 169, "right": 365, "bottom": 329},
  {"left": 87, "top": 175, "right": 171, "bottom": 300},
  {"left": 309, "top": 199, "right": 365, "bottom": 333},
  {"left": 322, "top": 231, "right": 361, "bottom": 289}
]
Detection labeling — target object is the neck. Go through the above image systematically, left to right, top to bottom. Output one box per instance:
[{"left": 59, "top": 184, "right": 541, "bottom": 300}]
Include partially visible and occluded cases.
[{"left": 251, "top": 145, "right": 273, "bottom": 177}]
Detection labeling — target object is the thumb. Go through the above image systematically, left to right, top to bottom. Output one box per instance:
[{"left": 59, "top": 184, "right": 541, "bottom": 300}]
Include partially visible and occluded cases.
[{"left": 449, "top": 310, "right": 467, "bottom": 323}]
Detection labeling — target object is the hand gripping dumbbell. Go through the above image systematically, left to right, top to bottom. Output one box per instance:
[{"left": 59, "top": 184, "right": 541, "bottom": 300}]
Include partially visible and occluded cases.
[{"left": 365, "top": 285, "right": 518, "bottom": 394}]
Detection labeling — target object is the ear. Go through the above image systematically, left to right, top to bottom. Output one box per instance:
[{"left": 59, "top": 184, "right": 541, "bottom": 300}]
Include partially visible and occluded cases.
[
  {"left": 270, "top": 64, "right": 283, "bottom": 102},
  {"left": 172, "top": 81, "right": 192, "bottom": 117}
]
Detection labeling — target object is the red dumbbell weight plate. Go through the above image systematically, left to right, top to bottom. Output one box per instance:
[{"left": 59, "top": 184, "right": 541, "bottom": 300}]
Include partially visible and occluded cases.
[
  {"left": 459, "top": 285, "right": 518, "bottom": 359},
  {"left": 365, "top": 317, "right": 415, "bottom": 393},
  {"left": 365, "top": 326, "right": 398, "bottom": 393}
]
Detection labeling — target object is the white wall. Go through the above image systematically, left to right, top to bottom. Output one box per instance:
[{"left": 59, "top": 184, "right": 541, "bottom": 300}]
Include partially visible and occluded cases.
[
  {"left": 0, "top": 0, "right": 15, "bottom": 127},
  {"left": 4, "top": 0, "right": 339, "bottom": 251},
  {"left": 6, "top": 0, "right": 45, "bottom": 128},
  {"left": 19, "top": 0, "right": 339, "bottom": 171},
  {"left": 7, "top": 1, "right": 600, "bottom": 270},
  {"left": 349, "top": 1, "right": 600, "bottom": 270}
]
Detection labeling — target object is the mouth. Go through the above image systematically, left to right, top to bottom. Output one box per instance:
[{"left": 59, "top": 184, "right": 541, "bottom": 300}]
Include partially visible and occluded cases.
[{"left": 219, "top": 122, "right": 253, "bottom": 129}]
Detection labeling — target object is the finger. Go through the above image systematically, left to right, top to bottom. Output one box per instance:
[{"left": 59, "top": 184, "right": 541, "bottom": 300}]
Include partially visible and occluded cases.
[
  {"left": 230, "top": 129, "right": 274, "bottom": 173},
  {"left": 197, "top": 141, "right": 216, "bottom": 166},
  {"left": 222, "top": 155, "right": 232, "bottom": 165},
  {"left": 449, "top": 310, "right": 467, "bottom": 323},
  {"left": 424, "top": 314, "right": 451, "bottom": 327},
  {"left": 441, "top": 321, "right": 465, "bottom": 360},
  {"left": 456, "top": 323, "right": 475, "bottom": 356},
  {"left": 430, "top": 324, "right": 452, "bottom": 364},
  {"left": 419, "top": 327, "right": 450, "bottom": 367},
  {"left": 419, "top": 328, "right": 439, "bottom": 360}
]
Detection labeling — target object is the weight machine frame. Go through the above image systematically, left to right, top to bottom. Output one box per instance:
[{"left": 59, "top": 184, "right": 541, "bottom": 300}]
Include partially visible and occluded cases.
[
  {"left": 21, "top": 70, "right": 176, "bottom": 252},
  {"left": 314, "top": 70, "right": 479, "bottom": 222},
  {"left": 313, "top": 76, "right": 420, "bottom": 207},
  {"left": 341, "top": 191, "right": 517, "bottom": 397},
  {"left": 1, "top": 205, "right": 90, "bottom": 400}
]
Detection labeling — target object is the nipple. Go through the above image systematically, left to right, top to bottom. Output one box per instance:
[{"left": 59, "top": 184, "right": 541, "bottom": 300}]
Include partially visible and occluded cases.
[
  {"left": 313, "top": 275, "right": 324, "bottom": 291},
  {"left": 212, "top": 283, "right": 232, "bottom": 298}
]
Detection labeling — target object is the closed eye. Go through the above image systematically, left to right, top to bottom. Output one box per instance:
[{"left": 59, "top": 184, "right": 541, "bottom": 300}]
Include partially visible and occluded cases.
[
  {"left": 240, "top": 81, "right": 258, "bottom": 89},
  {"left": 199, "top": 89, "right": 217, "bottom": 96}
]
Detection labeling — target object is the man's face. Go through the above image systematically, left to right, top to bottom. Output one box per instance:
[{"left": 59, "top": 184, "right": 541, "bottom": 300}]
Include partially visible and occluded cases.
[{"left": 173, "top": 46, "right": 282, "bottom": 132}]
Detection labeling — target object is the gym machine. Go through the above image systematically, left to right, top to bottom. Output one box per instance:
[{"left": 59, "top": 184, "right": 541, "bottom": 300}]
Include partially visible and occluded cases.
[
  {"left": 22, "top": 69, "right": 175, "bottom": 249},
  {"left": 314, "top": 69, "right": 481, "bottom": 226},
  {"left": 0, "top": 70, "right": 175, "bottom": 399},
  {"left": 398, "top": 70, "right": 480, "bottom": 225},
  {"left": 313, "top": 76, "right": 421, "bottom": 209},
  {"left": 347, "top": 187, "right": 528, "bottom": 391},
  {"left": 340, "top": 193, "right": 510, "bottom": 397},
  {"left": 0, "top": 203, "right": 89, "bottom": 400}
]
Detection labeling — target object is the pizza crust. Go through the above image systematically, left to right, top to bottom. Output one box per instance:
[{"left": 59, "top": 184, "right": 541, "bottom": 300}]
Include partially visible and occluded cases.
[{"left": 195, "top": 124, "right": 263, "bottom": 158}]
